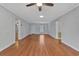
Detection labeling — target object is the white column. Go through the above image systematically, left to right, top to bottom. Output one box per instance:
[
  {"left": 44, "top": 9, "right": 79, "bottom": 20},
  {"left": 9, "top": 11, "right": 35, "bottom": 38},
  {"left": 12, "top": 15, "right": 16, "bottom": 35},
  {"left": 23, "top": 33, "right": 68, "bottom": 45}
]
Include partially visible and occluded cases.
[
  {"left": 16, "top": 19, "right": 21, "bottom": 39},
  {"left": 56, "top": 21, "right": 59, "bottom": 39}
]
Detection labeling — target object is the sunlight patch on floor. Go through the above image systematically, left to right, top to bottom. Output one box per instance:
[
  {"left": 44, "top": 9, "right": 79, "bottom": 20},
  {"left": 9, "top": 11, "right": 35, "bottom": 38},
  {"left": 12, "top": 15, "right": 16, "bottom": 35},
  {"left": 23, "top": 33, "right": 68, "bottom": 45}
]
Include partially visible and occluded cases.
[{"left": 39, "top": 34, "right": 45, "bottom": 45}]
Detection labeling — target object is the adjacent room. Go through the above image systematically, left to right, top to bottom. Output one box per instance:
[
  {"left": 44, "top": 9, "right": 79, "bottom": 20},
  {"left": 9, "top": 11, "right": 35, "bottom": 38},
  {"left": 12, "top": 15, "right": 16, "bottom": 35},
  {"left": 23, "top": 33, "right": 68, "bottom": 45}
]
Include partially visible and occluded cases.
[{"left": 0, "top": 3, "right": 79, "bottom": 56}]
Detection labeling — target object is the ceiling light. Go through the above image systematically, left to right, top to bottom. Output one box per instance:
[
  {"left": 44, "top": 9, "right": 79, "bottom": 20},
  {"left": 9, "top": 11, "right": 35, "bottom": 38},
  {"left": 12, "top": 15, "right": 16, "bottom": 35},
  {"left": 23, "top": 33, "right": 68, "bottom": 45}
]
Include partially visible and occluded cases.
[
  {"left": 37, "top": 3, "right": 42, "bottom": 6},
  {"left": 40, "top": 15, "right": 44, "bottom": 18}
]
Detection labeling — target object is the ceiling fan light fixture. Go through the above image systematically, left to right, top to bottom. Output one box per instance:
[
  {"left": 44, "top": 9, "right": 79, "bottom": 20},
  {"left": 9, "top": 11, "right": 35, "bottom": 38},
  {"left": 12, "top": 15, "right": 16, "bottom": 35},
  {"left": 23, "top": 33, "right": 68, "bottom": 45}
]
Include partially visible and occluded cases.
[{"left": 37, "top": 3, "right": 42, "bottom": 6}]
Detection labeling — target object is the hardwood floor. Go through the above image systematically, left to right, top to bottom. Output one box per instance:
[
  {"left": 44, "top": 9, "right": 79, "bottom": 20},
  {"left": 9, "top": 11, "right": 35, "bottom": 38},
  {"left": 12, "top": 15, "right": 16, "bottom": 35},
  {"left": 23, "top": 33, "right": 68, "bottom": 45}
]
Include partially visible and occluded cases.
[{"left": 0, "top": 34, "right": 79, "bottom": 56}]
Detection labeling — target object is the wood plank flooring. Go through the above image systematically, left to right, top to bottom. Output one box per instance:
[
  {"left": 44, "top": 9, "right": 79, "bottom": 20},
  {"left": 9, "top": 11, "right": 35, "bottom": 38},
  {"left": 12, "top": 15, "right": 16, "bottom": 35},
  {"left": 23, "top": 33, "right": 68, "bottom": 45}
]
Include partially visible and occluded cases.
[{"left": 0, "top": 34, "right": 79, "bottom": 56}]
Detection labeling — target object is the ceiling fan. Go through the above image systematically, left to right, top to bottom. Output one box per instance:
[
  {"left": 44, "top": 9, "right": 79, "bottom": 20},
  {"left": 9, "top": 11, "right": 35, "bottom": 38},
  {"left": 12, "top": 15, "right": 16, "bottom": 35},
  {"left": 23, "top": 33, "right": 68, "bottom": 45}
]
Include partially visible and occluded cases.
[{"left": 26, "top": 3, "right": 54, "bottom": 11}]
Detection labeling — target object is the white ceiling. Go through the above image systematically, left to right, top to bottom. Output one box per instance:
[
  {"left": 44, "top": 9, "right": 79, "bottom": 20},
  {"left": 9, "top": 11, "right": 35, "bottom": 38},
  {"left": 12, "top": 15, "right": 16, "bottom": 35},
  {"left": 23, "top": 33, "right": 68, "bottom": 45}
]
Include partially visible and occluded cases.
[{"left": 0, "top": 3, "right": 79, "bottom": 23}]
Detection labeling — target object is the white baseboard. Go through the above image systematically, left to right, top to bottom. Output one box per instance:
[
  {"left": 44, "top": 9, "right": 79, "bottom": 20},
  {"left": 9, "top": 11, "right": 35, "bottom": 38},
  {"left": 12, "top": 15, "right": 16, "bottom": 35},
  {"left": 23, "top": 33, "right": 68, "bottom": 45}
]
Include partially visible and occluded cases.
[
  {"left": 0, "top": 34, "right": 28, "bottom": 52},
  {"left": 19, "top": 34, "right": 29, "bottom": 40},
  {"left": 62, "top": 40, "right": 79, "bottom": 52},
  {"left": 0, "top": 41, "right": 15, "bottom": 52}
]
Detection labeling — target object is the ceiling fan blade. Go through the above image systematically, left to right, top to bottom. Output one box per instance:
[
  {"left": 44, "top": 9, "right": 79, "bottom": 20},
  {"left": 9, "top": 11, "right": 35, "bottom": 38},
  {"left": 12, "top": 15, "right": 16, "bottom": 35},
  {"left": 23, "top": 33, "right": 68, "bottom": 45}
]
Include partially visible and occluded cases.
[
  {"left": 26, "top": 3, "right": 36, "bottom": 7},
  {"left": 43, "top": 3, "right": 54, "bottom": 6},
  {"left": 38, "top": 6, "right": 42, "bottom": 11}
]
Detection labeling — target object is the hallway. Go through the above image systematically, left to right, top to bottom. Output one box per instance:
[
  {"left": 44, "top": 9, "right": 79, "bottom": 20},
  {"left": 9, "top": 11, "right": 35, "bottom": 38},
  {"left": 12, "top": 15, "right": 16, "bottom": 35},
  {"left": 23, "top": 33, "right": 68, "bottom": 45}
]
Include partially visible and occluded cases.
[{"left": 0, "top": 34, "right": 79, "bottom": 56}]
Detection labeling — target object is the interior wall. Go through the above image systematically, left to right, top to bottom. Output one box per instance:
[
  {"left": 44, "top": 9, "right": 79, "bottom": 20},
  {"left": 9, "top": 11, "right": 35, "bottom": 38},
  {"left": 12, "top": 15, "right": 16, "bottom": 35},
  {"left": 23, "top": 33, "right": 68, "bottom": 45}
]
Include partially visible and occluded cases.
[
  {"left": 0, "top": 5, "right": 30, "bottom": 51},
  {"left": 0, "top": 6, "right": 16, "bottom": 51},
  {"left": 57, "top": 6, "right": 79, "bottom": 51},
  {"left": 18, "top": 19, "right": 30, "bottom": 39},
  {"left": 48, "top": 21, "right": 56, "bottom": 38},
  {"left": 29, "top": 23, "right": 49, "bottom": 34}
]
